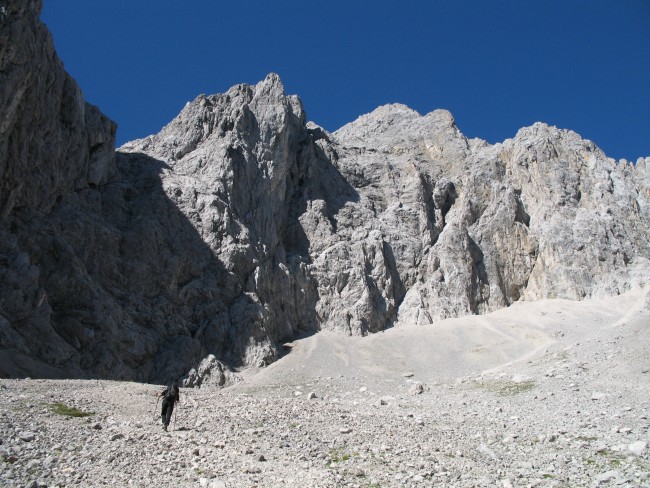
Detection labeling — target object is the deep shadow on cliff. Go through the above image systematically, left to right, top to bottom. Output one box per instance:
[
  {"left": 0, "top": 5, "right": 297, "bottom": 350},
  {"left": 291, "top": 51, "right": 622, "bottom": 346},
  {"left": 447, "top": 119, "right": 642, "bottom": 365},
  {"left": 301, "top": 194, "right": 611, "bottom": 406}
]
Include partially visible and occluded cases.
[
  {"left": 2, "top": 145, "right": 355, "bottom": 382},
  {"left": 1, "top": 153, "right": 231, "bottom": 381}
]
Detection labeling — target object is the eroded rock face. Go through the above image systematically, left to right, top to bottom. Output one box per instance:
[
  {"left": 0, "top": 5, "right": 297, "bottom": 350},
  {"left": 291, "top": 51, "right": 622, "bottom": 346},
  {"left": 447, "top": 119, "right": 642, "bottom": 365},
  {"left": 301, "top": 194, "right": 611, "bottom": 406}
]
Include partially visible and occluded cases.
[
  {"left": 0, "top": 0, "right": 116, "bottom": 378},
  {"left": 0, "top": 0, "right": 116, "bottom": 216},
  {"left": 0, "top": 2, "right": 648, "bottom": 383},
  {"left": 319, "top": 107, "right": 650, "bottom": 326}
]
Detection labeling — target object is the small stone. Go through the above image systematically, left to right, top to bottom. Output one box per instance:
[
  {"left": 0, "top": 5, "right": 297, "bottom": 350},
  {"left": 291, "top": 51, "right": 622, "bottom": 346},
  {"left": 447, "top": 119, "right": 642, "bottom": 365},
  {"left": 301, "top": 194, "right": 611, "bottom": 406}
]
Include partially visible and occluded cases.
[
  {"left": 403, "top": 372, "right": 414, "bottom": 378},
  {"left": 511, "top": 374, "right": 529, "bottom": 383},
  {"left": 307, "top": 392, "right": 317, "bottom": 399},
  {"left": 591, "top": 392, "right": 607, "bottom": 400},
  {"left": 92, "top": 423, "right": 102, "bottom": 430},
  {"left": 340, "top": 427, "right": 352, "bottom": 434},
  {"left": 18, "top": 431, "right": 35, "bottom": 442},
  {"left": 110, "top": 433, "right": 124, "bottom": 441},
  {"left": 628, "top": 441, "right": 647, "bottom": 456},
  {"left": 594, "top": 442, "right": 608, "bottom": 453},
  {"left": 478, "top": 444, "right": 497, "bottom": 460},
  {"left": 257, "top": 454, "right": 266, "bottom": 462},
  {"left": 43, "top": 456, "right": 56, "bottom": 468},
  {"left": 348, "top": 467, "right": 364, "bottom": 477},
  {"left": 596, "top": 470, "right": 620, "bottom": 484}
]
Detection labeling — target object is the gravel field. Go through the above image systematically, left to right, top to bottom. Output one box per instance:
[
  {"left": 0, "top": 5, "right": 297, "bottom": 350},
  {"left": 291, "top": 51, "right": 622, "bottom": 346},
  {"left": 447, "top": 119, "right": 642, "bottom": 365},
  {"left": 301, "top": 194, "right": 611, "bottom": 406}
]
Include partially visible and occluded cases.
[{"left": 1, "top": 289, "right": 649, "bottom": 487}]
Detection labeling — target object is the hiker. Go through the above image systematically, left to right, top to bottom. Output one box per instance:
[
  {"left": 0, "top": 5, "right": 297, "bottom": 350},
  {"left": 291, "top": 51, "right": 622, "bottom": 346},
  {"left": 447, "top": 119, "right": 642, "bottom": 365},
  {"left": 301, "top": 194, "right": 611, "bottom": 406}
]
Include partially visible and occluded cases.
[{"left": 157, "top": 381, "right": 180, "bottom": 431}]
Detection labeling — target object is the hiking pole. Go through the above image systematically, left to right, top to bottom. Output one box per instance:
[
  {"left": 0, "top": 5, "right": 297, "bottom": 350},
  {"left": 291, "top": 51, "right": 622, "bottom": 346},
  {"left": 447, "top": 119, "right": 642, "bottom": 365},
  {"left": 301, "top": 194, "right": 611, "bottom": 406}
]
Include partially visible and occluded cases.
[{"left": 154, "top": 395, "right": 161, "bottom": 422}]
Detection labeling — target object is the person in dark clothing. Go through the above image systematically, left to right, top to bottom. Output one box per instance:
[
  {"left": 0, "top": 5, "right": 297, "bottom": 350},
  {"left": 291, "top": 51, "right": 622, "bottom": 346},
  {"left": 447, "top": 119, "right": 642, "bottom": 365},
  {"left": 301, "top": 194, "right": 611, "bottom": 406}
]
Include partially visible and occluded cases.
[{"left": 157, "top": 381, "right": 180, "bottom": 431}]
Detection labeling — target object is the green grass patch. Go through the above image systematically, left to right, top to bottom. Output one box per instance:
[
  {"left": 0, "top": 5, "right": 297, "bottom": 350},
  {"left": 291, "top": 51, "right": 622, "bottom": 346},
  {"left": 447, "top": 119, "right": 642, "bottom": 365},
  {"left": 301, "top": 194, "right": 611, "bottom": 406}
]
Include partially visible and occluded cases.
[
  {"left": 477, "top": 379, "right": 536, "bottom": 396},
  {"left": 50, "top": 402, "right": 94, "bottom": 417},
  {"left": 576, "top": 435, "right": 598, "bottom": 442},
  {"left": 329, "top": 448, "right": 350, "bottom": 464},
  {"left": 592, "top": 449, "right": 627, "bottom": 469}
]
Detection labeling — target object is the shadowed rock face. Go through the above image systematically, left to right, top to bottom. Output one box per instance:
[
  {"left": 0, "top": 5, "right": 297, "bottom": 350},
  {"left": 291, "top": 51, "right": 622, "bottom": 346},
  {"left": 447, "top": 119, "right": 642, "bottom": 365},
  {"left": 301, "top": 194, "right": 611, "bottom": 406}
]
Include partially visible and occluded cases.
[
  {"left": 0, "top": 0, "right": 116, "bottom": 215},
  {"left": 0, "top": 1, "right": 649, "bottom": 383}
]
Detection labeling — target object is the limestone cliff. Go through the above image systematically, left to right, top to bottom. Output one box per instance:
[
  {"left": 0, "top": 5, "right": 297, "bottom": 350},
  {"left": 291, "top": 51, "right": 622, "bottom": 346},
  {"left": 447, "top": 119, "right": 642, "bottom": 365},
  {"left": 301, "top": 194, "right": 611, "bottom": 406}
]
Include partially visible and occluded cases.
[
  {"left": 1, "top": 1, "right": 648, "bottom": 384},
  {"left": 331, "top": 108, "right": 649, "bottom": 326}
]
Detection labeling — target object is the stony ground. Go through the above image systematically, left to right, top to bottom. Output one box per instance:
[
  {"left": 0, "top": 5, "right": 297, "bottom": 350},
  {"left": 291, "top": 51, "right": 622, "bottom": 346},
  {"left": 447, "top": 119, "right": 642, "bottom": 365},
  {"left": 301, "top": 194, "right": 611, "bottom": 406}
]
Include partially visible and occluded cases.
[{"left": 1, "top": 289, "right": 649, "bottom": 488}]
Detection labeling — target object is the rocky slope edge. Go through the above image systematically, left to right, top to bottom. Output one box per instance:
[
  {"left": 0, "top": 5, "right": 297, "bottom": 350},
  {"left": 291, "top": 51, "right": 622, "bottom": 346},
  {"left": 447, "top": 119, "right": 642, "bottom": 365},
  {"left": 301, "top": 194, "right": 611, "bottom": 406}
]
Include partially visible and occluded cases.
[{"left": 1, "top": 0, "right": 649, "bottom": 384}]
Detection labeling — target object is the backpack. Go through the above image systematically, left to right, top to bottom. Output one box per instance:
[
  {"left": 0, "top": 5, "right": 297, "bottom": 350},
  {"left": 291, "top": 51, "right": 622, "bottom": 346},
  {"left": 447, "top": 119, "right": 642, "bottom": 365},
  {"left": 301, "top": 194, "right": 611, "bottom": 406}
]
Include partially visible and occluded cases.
[{"left": 166, "top": 383, "right": 179, "bottom": 403}]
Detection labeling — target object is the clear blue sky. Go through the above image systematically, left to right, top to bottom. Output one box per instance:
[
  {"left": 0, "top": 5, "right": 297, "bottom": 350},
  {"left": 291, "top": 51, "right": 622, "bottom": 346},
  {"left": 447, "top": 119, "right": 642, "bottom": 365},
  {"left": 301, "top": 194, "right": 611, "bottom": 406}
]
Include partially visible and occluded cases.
[{"left": 41, "top": 1, "right": 649, "bottom": 161}]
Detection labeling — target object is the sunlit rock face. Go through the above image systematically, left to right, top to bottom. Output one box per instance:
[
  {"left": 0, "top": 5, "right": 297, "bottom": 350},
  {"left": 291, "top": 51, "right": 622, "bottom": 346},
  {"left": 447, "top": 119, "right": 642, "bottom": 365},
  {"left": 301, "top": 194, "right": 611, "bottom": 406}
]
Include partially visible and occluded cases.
[
  {"left": 1, "top": 0, "right": 648, "bottom": 383},
  {"left": 324, "top": 106, "right": 649, "bottom": 327}
]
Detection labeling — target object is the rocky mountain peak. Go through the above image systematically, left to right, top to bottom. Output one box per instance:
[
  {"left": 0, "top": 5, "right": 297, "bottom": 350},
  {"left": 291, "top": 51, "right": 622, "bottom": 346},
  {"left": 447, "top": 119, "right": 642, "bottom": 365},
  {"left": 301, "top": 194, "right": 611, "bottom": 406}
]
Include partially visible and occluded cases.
[
  {"left": 253, "top": 72, "right": 287, "bottom": 98},
  {"left": 121, "top": 73, "right": 303, "bottom": 164},
  {"left": 357, "top": 102, "right": 421, "bottom": 122},
  {"left": 334, "top": 104, "right": 458, "bottom": 144}
]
